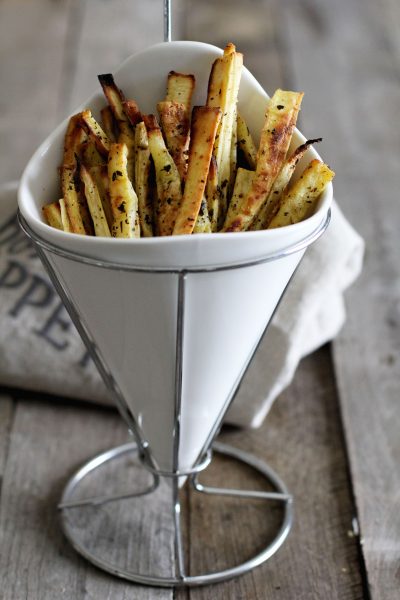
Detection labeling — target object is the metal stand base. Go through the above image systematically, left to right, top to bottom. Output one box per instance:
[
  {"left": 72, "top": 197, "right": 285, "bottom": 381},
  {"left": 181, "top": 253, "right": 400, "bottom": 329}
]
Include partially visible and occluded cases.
[{"left": 59, "top": 442, "right": 293, "bottom": 587}]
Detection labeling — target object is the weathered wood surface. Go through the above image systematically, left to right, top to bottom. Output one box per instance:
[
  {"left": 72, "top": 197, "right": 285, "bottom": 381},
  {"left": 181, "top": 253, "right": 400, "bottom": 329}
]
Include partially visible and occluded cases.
[
  {"left": 0, "top": 0, "right": 398, "bottom": 597},
  {"left": 277, "top": 0, "right": 400, "bottom": 597},
  {"left": 177, "top": 348, "right": 364, "bottom": 600}
]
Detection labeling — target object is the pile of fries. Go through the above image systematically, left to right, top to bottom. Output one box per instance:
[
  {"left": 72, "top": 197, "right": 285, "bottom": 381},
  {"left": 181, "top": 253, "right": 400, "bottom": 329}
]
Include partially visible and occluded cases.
[{"left": 43, "top": 43, "right": 334, "bottom": 238}]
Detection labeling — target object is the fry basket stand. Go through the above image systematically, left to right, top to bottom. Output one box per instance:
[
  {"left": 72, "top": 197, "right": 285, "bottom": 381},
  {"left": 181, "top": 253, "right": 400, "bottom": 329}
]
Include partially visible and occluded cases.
[{"left": 18, "top": 207, "right": 330, "bottom": 586}]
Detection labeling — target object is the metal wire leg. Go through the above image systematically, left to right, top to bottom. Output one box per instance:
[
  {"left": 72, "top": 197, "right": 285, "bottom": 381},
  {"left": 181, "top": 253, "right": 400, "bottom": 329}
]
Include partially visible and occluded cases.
[{"left": 191, "top": 441, "right": 293, "bottom": 503}]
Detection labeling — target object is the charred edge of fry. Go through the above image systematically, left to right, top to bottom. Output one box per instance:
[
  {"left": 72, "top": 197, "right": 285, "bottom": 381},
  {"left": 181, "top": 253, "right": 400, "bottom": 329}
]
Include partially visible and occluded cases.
[
  {"left": 168, "top": 70, "right": 195, "bottom": 81},
  {"left": 98, "top": 73, "right": 116, "bottom": 88},
  {"left": 122, "top": 100, "right": 142, "bottom": 127},
  {"left": 79, "top": 110, "right": 110, "bottom": 156},
  {"left": 142, "top": 114, "right": 160, "bottom": 132}
]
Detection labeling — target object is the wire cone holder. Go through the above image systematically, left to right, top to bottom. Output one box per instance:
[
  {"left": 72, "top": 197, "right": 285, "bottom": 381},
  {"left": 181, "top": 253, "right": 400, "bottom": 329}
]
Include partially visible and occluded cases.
[{"left": 19, "top": 211, "right": 330, "bottom": 586}]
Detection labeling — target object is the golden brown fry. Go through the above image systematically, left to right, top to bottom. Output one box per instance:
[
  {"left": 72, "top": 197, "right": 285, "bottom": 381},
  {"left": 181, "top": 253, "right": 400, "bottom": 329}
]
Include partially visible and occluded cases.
[
  {"left": 207, "top": 44, "right": 243, "bottom": 226},
  {"left": 166, "top": 71, "right": 195, "bottom": 118},
  {"left": 98, "top": 74, "right": 136, "bottom": 159},
  {"left": 223, "top": 89, "right": 303, "bottom": 232},
  {"left": 123, "top": 100, "right": 142, "bottom": 127},
  {"left": 157, "top": 100, "right": 190, "bottom": 180},
  {"left": 101, "top": 105, "right": 117, "bottom": 142},
  {"left": 173, "top": 106, "right": 221, "bottom": 235},
  {"left": 79, "top": 110, "right": 110, "bottom": 157},
  {"left": 237, "top": 112, "right": 257, "bottom": 169},
  {"left": 63, "top": 114, "right": 87, "bottom": 167},
  {"left": 143, "top": 114, "right": 182, "bottom": 236},
  {"left": 134, "top": 122, "right": 153, "bottom": 237},
  {"left": 251, "top": 138, "right": 322, "bottom": 230},
  {"left": 80, "top": 140, "right": 105, "bottom": 168},
  {"left": 108, "top": 143, "right": 140, "bottom": 238},
  {"left": 205, "top": 156, "right": 220, "bottom": 232},
  {"left": 268, "top": 159, "right": 334, "bottom": 228},
  {"left": 80, "top": 164, "right": 111, "bottom": 237},
  {"left": 89, "top": 165, "right": 113, "bottom": 229},
  {"left": 89, "top": 165, "right": 112, "bottom": 227},
  {"left": 60, "top": 166, "right": 86, "bottom": 235},
  {"left": 223, "top": 168, "right": 255, "bottom": 229},
  {"left": 193, "top": 197, "right": 212, "bottom": 233},
  {"left": 59, "top": 198, "right": 72, "bottom": 232},
  {"left": 42, "top": 201, "right": 63, "bottom": 230}
]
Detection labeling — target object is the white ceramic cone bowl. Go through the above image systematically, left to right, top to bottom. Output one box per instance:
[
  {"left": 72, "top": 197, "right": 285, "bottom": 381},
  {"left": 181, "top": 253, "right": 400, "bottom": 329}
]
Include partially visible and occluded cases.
[{"left": 18, "top": 41, "right": 332, "bottom": 473}]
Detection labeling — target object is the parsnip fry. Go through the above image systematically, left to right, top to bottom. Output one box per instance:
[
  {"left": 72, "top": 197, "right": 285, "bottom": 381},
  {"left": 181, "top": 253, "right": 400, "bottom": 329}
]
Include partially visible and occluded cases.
[
  {"left": 207, "top": 44, "right": 243, "bottom": 226},
  {"left": 166, "top": 71, "right": 195, "bottom": 118},
  {"left": 98, "top": 74, "right": 136, "bottom": 151},
  {"left": 223, "top": 89, "right": 303, "bottom": 232},
  {"left": 123, "top": 100, "right": 142, "bottom": 128},
  {"left": 157, "top": 100, "right": 190, "bottom": 180},
  {"left": 101, "top": 106, "right": 117, "bottom": 142},
  {"left": 173, "top": 106, "right": 221, "bottom": 235},
  {"left": 229, "top": 107, "right": 238, "bottom": 195},
  {"left": 79, "top": 110, "right": 110, "bottom": 157},
  {"left": 237, "top": 112, "right": 257, "bottom": 169},
  {"left": 63, "top": 114, "right": 87, "bottom": 167},
  {"left": 143, "top": 114, "right": 182, "bottom": 236},
  {"left": 134, "top": 121, "right": 153, "bottom": 237},
  {"left": 251, "top": 138, "right": 322, "bottom": 230},
  {"left": 81, "top": 140, "right": 105, "bottom": 168},
  {"left": 108, "top": 143, "right": 140, "bottom": 238},
  {"left": 205, "top": 156, "right": 220, "bottom": 232},
  {"left": 269, "top": 159, "right": 334, "bottom": 228},
  {"left": 80, "top": 164, "right": 111, "bottom": 237},
  {"left": 89, "top": 165, "right": 113, "bottom": 229},
  {"left": 60, "top": 166, "right": 86, "bottom": 235},
  {"left": 223, "top": 168, "right": 255, "bottom": 228},
  {"left": 193, "top": 197, "right": 212, "bottom": 233},
  {"left": 59, "top": 198, "right": 72, "bottom": 232},
  {"left": 42, "top": 201, "right": 63, "bottom": 230}
]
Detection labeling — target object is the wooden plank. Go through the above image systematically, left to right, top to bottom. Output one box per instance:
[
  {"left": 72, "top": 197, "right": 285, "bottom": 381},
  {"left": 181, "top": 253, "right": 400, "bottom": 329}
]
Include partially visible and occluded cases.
[
  {"left": 0, "top": 0, "right": 73, "bottom": 182},
  {"left": 280, "top": 0, "right": 400, "bottom": 597},
  {"left": 177, "top": 348, "right": 364, "bottom": 599},
  {"left": 0, "top": 395, "right": 15, "bottom": 494},
  {"left": 0, "top": 399, "right": 172, "bottom": 599}
]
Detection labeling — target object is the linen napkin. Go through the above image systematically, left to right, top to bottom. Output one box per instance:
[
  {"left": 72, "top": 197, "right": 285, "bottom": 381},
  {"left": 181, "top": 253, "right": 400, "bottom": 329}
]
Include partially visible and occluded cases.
[{"left": 1, "top": 182, "right": 363, "bottom": 427}]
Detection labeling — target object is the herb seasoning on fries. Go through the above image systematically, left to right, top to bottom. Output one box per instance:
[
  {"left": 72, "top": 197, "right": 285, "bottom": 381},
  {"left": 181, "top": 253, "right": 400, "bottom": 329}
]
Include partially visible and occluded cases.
[{"left": 43, "top": 43, "right": 334, "bottom": 237}]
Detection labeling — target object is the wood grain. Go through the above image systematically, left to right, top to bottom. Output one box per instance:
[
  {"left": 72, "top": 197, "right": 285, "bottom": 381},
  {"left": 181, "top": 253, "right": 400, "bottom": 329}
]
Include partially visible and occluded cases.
[
  {"left": 0, "top": 0, "right": 72, "bottom": 182},
  {"left": 280, "top": 0, "right": 400, "bottom": 597},
  {"left": 176, "top": 347, "right": 364, "bottom": 600},
  {"left": 0, "top": 395, "right": 15, "bottom": 495},
  {"left": 0, "top": 399, "right": 172, "bottom": 600}
]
